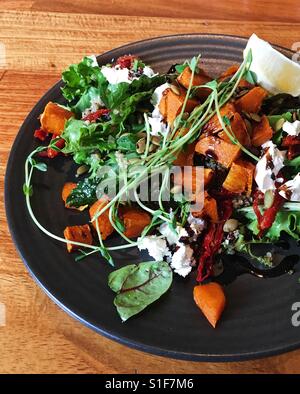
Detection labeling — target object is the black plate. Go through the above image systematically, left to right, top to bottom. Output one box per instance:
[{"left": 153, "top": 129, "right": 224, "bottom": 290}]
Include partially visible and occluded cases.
[{"left": 5, "top": 34, "right": 300, "bottom": 361}]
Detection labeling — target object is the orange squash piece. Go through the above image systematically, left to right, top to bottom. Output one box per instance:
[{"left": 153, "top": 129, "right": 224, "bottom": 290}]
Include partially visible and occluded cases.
[
  {"left": 219, "top": 65, "right": 253, "bottom": 88},
  {"left": 219, "top": 65, "right": 239, "bottom": 81},
  {"left": 177, "top": 66, "right": 212, "bottom": 100},
  {"left": 235, "top": 87, "right": 268, "bottom": 114},
  {"left": 159, "top": 88, "right": 199, "bottom": 124},
  {"left": 40, "top": 102, "right": 74, "bottom": 135},
  {"left": 203, "top": 102, "right": 236, "bottom": 134},
  {"left": 219, "top": 112, "right": 251, "bottom": 146},
  {"left": 251, "top": 115, "right": 273, "bottom": 147},
  {"left": 195, "top": 136, "right": 241, "bottom": 168},
  {"left": 173, "top": 141, "right": 196, "bottom": 166},
  {"left": 236, "top": 159, "right": 255, "bottom": 196},
  {"left": 223, "top": 160, "right": 255, "bottom": 195},
  {"left": 223, "top": 162, "right": 248, "bottom": 194},
  {"left": 173, "top": 167, "right": 213, "bottom": 194},
  {"left": 62, "top": 182, "right": 77, "bottom": 206},
  {"left": 193, "top": 191, "right": 219, "bottom": 223},
  {"left": 202, "top": 192, "right": 219, "bottom": 223},
  {"left": 89, "top": 197, "right": 114, "bottom": 240},
  {"left": 119, "top": 207, "right": 151, "bottom": 238},
  {"left": 63, "top": 224, "right": 93, "bottom": 253},
  {"left": 193, "top": 282, "right": 226, "bottom": 328}
]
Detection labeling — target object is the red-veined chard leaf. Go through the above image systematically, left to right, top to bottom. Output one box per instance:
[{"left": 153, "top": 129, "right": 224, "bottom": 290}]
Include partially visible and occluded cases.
[{"left": 108, "top": 261, "right": 172, "bottom": 321}]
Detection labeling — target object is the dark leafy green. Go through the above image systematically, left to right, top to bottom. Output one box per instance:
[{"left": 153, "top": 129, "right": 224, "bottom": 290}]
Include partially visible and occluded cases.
[
  {"left": 61, "top": 57, "right": 102, "bottom": 101},
  {"left": 100, "top": 74, "right": 166, "bottom": 110},
  {"left": 71, "top": 86, "right": 103, "bottom": 116},
  {"left": 262, "top": 93, "right": 300, "bottom": 115},
  {"left": 268, "top": 112, "right": 293, "bottom": 145},
  {"left": 117, "top": 133, "right": 139, "bottom": 152},
  {"left": 66, "top": 177, "right": 100, "bottom": 207},
  {"left": 108, "top": 261, "right": 173, "bottom": 321}
]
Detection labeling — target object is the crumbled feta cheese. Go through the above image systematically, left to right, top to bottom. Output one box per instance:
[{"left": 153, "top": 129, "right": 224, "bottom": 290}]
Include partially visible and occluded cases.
[
  {"left": 101, "top": 63, "right": 156, "bottom": 85},
  {"left": 101, "top": 65, "right": 131, "bottom": 84},
  {"left": 142, "top": 66, "right": 157, "bottom": 78},
  {"left": 148, "top": 83, "right": 171, "bottom": 136},
  {"left": 151, "top": 83, "right": 171, "bottom": 106},
  {"left": 82, "top": 94, "right": 105, "bottom": 118},
  {"left": 282, "top": 120, "right": 300, "bottom": 136},
  {"left": 255, "top": 141, "right": 286, "bottom": 193},
  {"left": 279, "top": 172, "right": 300, "bottom": 201},
  {"left": 187, "top": 214, "right": 206, "bottom": 235},
  {"left": 159, "top": 223, "right": 179, "bottom": 245},
  {"left": 159, "top": 224, "right": 188, "bottom": 245},
  {"left": 137, "top": 236, "right": 171, "bottom": 261},
  {"left": 170, "top": 243, "right": 194, "bottom": 277}
]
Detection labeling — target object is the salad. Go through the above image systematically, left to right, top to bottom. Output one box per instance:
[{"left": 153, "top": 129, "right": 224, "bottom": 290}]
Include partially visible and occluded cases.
[{"left": 23, "top": 34, "right": 300, "bottom": 327}]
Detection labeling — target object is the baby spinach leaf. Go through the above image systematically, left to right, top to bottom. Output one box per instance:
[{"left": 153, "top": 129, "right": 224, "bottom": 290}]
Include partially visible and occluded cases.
[{"left": 108, "top": 261, "right": 173, "bottom": 321}]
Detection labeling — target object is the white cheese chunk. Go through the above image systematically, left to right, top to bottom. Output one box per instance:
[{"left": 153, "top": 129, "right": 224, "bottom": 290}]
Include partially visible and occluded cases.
[
  {"left": 101, "top": 65, "right": 131, "bottom": 84},
  {"left": 143, "top": 66, "right": 157, "bottom": 78},
  {"left": 148, "top": 83, "right": 171, "bottom": 136},
  {"left": 82, "top": 95, "right": 105, "bottom": 118},
  {"left": 282, "top": 120, "right": 300, "bottom": 136},
  {"left": 255, "top": 141, "right": 286, "bottom": 193},
  {"left": 279, "top": 172, "right": 300, "bottom": 201},
  {"left": 187, "top": 214, "right": 206, "bottom": 235},
  {"left": 159, "top": 223, "right": 188, "bottom": 245},
  {"left": 137, "top": 236, "right": 171, "bottom": 261},
  {"left": 170, "top": 243, "right": 194, "bottom": 277}
]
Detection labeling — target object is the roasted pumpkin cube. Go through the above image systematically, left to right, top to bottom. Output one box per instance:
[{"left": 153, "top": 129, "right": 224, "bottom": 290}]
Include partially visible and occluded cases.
[
  {"left": 218, "top": 65, "right": 239, "bottom": 81},
  {"left": 219, "top": 65, "right": 253, "bottom": 88},
  {"left": 177, "top": 66, "right": 212, "bottom": 100},
  {"left": 159, "top": 87, "right": 199, "bottom": 124},
  {"left": 235, "top": 87, "right": 268, "bottom": 114},
  {"left": 40, "top": 102, "right": 74, "bottom": 135},
  {"left": 203, "top": 102, "right": 236, "bottom": 134},
  {"left": 219, "top": 112, "right": 251, "bottom": 146},
  {"left": 251, "top": 115, "right": 273, "bottom": 147},
  {"left": 195, "top": 136, "right": 241, "bottom": 168},
  {"left": 173, "top": 141, "right": 196, "bottom": 166},
  {"left": 235, "top": 159, "right": 255, "bottom": 196},
  {"left": 223, "top": 162, "right": 249, "bottom": 194},
  {"left": 173, "top": 167, "right": 213, "bottom": 194},
  {"left": 193, "top": 191, "right": 219, "bottom": 223},
  {"left": 89, "top": 197, "right": 114, "bottom": 240},
  {"left": 119, "top": 207, "right": 151, "bottom": 238},
  {"left": 64, "top": 224, "right": 93, "bottom": 253},
  {"left": 193, "top": 283, "right": 226, "bottom": 328}
]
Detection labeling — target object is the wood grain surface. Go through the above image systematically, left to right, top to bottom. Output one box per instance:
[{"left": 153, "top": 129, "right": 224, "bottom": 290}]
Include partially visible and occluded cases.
[{"left": 1, "top": 3, "right": 300, "bottom": 374}]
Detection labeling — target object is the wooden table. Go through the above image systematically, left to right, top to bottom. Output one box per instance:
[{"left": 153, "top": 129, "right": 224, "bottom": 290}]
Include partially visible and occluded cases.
[{"left": 1, "top": 1, "right": 300, "bottom": 374}]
